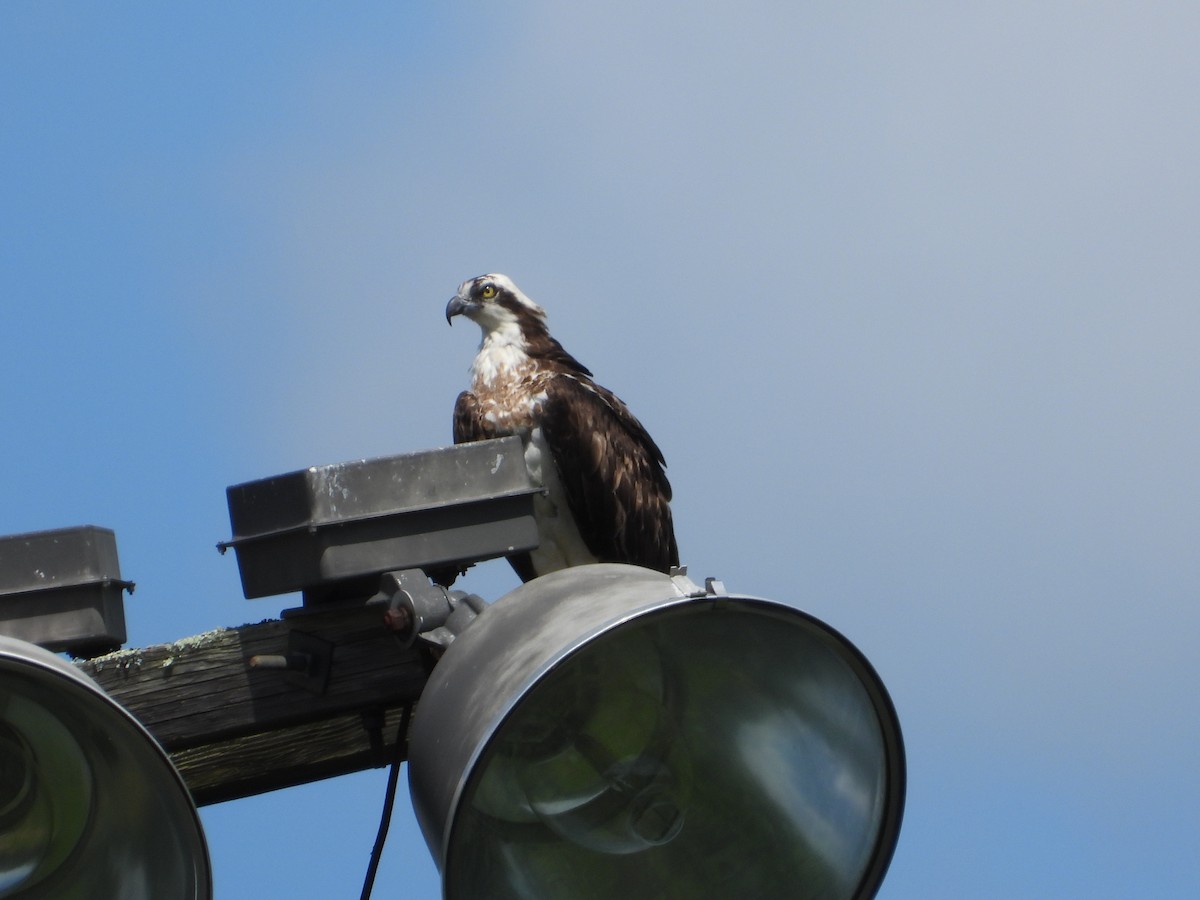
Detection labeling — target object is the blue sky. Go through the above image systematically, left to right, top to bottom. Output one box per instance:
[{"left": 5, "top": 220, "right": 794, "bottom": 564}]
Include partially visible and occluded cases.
[{"left": 3, "top": 2, "right": 1198, "bottom": 897}]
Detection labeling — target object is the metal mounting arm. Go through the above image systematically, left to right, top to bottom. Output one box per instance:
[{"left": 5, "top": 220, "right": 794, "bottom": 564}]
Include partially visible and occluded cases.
[{"left": 372, "top": 569, "right": 488, "bottom": 650}]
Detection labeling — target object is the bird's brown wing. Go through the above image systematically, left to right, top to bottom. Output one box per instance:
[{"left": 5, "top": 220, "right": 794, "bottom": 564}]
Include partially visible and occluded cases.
[
  {"left": 540, "top": 374, "right": 679, "bottom": 574},
  {"left": 452, "top": 390, "right": 491, "bottom": 444}
]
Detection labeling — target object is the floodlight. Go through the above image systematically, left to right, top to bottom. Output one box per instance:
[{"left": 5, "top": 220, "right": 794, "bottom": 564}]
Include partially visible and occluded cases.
[
  {"left": 220, "top": 437, "right": 539, "bottom": 604},
  {"left": 0, "top": 526, "right": 132, "bottom": 658},
  {"left": 408, "top": 564, "right": 905, "bottom": 900},
  {"left": 0, "top": 635, "right": 211, "bottom": 898}
]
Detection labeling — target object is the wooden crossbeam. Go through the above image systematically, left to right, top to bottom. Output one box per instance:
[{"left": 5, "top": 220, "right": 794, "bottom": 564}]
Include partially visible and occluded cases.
[{"left": 76, "top": 602, "right": 430, "bottom": 806}]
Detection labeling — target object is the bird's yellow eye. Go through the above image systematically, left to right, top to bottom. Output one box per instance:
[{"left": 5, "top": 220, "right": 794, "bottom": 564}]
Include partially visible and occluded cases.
[{"left": 480, "top": 284, "right": 497, "bottom": 299}]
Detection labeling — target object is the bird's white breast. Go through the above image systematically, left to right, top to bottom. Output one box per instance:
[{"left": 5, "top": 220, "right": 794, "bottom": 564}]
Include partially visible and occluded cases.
[
  {"left": 471, "top": 320, "right": 529, "bottom": 388},
  {"left": 470, "top": 347, "right": 546, "bottom": 432}
]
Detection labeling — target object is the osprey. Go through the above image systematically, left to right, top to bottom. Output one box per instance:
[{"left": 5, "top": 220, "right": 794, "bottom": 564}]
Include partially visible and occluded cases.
[{"left": 446, "top": 273, "right": 679, "bottom": 582}]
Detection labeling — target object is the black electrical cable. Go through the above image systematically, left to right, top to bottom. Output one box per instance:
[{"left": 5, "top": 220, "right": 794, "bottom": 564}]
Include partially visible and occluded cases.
[{"left": 360, "top": 703, "right": 414, "bottom": 900}]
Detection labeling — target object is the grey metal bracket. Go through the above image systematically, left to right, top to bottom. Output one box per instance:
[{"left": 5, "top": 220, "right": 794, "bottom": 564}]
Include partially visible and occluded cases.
[{"left": 371, "top": 568, "right": 489, "bottom": 650}]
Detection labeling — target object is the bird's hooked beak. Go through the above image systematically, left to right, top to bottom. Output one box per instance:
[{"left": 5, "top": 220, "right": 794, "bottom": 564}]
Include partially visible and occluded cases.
[{"left": 445, "top": 294, "right": 471, "bottom": 325}]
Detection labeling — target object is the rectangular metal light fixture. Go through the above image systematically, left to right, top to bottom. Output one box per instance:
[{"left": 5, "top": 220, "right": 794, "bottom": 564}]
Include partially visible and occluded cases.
[
  {"left": 221, "top": 437, "right": 541, "bottom": 603},
  {"left": 0, "top": 525, "right": 132, "bottom": 658}
]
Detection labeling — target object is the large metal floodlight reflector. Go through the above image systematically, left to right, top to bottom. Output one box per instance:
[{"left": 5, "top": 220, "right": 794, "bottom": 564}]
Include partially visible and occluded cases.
[
  {"left": 409, "top": 564, "right": 905, "bottom": 900},
  {"left": 0, "top": 636, "right": 211, "bottom": 899}
]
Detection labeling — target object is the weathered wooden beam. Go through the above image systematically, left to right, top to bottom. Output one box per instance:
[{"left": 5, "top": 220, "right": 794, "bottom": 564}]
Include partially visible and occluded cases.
[
  {"left": 76, "top": 602, "right": 430, "bottom": 805},
  {"left": 175, "top": 706, "right": 415, "bottom": 806}
]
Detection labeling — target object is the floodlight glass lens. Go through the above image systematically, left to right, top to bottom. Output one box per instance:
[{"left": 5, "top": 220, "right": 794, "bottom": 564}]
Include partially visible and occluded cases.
[{"left": 446, "top": 603, "right": 899, "bottom": 899}]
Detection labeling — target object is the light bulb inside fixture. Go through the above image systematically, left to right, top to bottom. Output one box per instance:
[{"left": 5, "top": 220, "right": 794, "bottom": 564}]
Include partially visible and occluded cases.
[
  {"left": 471, "top": 629, "right": 692, "bottom": 855},
  {"left": 0, "top": 690, "right": 94, "bottom": 897}
]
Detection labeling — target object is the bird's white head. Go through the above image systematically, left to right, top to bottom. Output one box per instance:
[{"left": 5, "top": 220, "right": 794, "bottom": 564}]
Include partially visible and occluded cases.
[
  {"left": 445, "top": 274, "right": 547, "bottom": 337},
  {"left": 446, "top": 274, "right": 553, "bottom": 383}
]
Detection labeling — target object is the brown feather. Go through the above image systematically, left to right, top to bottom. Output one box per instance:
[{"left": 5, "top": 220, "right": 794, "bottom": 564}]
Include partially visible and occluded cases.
[{"left": 539, "top": 375, "right": 678, "bottom": 573}]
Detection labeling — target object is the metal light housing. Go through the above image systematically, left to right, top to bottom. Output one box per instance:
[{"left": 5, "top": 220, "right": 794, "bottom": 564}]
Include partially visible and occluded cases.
[
  {"left": 220, "top": 438, "right": 540, "bottom": 604},
  {"left": 0, "top": 527, "right": 132, "bottom": 658},
  {"left": 408, "top": 564, "right": 905, "bottom": 900},
  {"left": 0, "top": 636, "right": 211, "bottom": 899}
]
